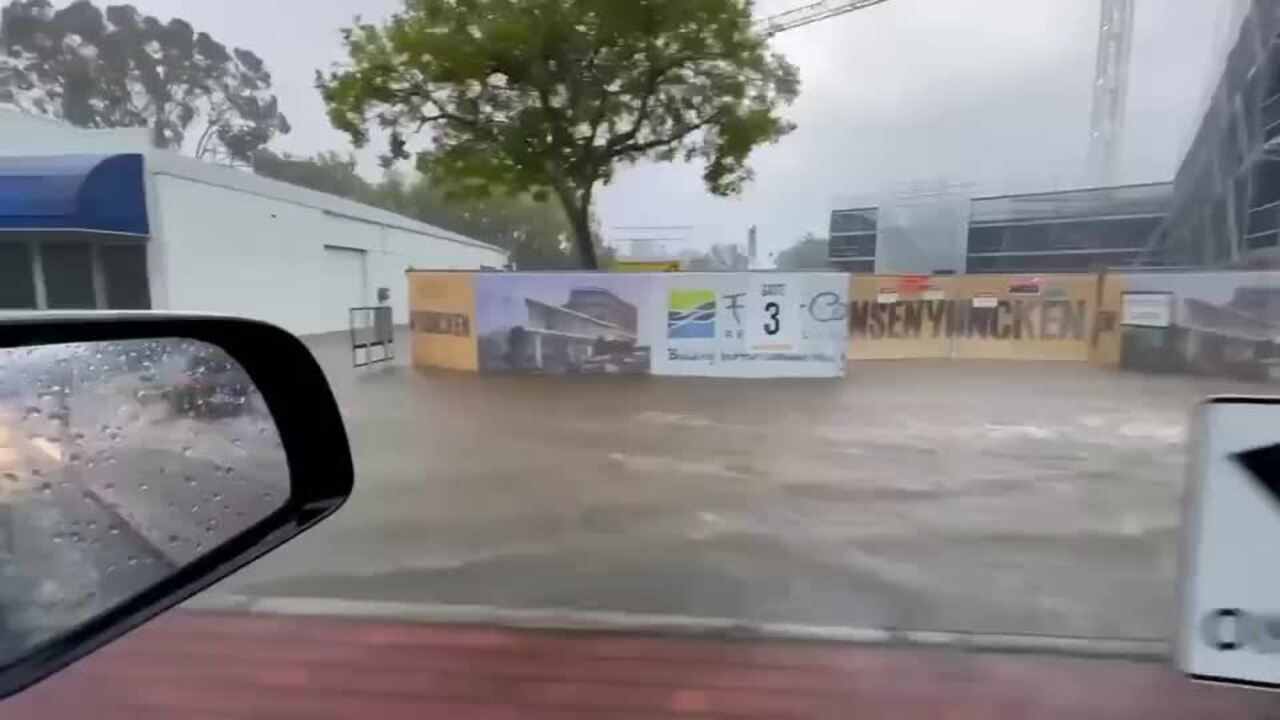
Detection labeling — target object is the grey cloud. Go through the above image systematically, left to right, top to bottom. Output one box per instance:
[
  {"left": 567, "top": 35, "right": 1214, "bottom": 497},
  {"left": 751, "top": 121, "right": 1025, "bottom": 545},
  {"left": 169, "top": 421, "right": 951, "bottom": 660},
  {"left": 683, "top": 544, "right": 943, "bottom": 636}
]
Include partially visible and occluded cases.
[{"left": 104, "top": 0, "right": 1233, "bottom": 259}]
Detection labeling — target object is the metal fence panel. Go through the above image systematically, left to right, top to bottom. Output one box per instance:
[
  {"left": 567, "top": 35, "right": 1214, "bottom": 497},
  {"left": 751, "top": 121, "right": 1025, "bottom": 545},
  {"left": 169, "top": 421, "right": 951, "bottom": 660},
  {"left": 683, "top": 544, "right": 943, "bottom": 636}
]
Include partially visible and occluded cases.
[{"left": 350, "top": 306, "right": 394, "bottom": 367}]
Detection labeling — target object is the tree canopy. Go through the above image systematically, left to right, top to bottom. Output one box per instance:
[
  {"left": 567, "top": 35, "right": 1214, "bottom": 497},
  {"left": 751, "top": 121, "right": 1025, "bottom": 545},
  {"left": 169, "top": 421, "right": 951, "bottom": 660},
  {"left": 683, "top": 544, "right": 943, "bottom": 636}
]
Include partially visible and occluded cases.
[
  {"left": 0, "top": 0, "right": 290, "bottom": 161},
  {"left": 319, "top": 0, "right": 799, "bottom": 269}
]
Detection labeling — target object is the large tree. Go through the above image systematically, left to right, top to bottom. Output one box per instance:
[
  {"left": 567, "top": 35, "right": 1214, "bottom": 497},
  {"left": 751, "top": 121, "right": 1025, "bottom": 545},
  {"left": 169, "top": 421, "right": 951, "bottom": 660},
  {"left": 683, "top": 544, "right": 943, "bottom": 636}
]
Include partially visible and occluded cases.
[
  {"left": 0, "top": 0, "right": 290, "bottom": 162},
  {"left": 319, "top": 0, "right": 799, "bottom": 269}
]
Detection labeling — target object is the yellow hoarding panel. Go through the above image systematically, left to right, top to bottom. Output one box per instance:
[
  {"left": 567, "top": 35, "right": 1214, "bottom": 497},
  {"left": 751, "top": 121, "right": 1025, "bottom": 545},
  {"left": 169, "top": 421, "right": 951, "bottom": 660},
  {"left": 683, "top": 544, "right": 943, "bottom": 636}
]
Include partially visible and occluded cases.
[
  {"left": 611, "top": 260, "right": 683, "bottom": 272},
  {"left": 407, "top": 271, "right": 478, "bottom": 372},
  {"left": 847, "top": 274, "right": 1110, "bottom": 362},
  {"left": 949, "top": 274, "right": 1099, "bottom": 361},
  {"left": 1090, "top": 274, "right": 1126, "bottom": 365},
  {"left": 847, "top": 275, "right": 956, "bottom": 359}
]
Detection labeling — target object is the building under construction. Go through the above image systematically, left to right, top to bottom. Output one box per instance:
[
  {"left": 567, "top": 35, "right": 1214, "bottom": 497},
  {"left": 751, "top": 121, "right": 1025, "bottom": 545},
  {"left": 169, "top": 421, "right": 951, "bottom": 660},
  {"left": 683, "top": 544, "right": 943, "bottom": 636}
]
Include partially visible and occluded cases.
[
  {"left": 823, "top": 0, "right": 1180, "bottom": 276},
  {"left": 824, "top": 0, "right": 1280, "bottom": 274},
  {"left": 1139, "top": 0, "right": 1280, "bottom": 268},
  {"left": 829, "top": 182, "right": 1172, "bottom": 275}
]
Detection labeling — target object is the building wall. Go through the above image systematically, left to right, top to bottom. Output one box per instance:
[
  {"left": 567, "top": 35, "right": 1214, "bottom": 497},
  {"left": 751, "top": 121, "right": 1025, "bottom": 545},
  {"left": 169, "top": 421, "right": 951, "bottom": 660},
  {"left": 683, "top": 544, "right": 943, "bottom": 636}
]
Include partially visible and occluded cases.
[
  {"left": 0, "top": 110, "right": 507, "bottom": 335},
  {"left": 152, "top": 172, "right": 505, "bottom": 336}
]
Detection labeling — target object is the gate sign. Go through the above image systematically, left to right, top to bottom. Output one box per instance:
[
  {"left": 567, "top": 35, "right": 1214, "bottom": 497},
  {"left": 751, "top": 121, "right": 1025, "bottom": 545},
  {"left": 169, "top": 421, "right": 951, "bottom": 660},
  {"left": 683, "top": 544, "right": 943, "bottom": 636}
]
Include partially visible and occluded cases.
[
  {"left": 745, "top": 275, "right": 801, "bottom": 347},
  {"left": 1121, "top": 291, "right": 1173, "bottom": 328},
  {"left": 1179, "top": 397, "right": 1280, "bottom": 687}
]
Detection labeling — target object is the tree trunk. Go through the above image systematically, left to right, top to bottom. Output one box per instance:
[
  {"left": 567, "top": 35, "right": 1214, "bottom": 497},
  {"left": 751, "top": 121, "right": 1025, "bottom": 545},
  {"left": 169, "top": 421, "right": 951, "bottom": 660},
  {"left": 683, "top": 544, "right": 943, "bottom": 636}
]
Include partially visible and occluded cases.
[
  {"left": 151, "top": 107, "right": 170, "bottom": 150},
  {"left": 554, "top": 184, "right": 599, "bottom": 270},
  {"left": 569, "top": 201, "right": 598, "bottom": 270}
]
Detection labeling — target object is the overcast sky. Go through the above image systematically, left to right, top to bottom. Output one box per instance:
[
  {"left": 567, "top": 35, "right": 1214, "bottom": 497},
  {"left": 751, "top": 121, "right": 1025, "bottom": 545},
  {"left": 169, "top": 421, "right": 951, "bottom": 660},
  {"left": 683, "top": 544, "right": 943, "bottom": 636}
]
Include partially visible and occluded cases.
[{"left": 118, "top": 0, "right": 1240, "bottom": 259}]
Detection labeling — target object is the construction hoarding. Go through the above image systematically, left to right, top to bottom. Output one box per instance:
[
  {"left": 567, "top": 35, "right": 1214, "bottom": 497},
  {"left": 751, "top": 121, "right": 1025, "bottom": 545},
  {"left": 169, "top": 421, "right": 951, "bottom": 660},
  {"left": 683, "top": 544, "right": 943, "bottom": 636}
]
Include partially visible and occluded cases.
[
  {"left": 410, "top": 270, "right": 1279, "bottom": 381},
  {"left": 845, "top": 270, "right": 1280, "bottom": 380},
  {"left": 408, "top": 271, "right": 478, "bottom": 371},
  {"left": 410, "top": 271, "right": 849, "bottom": 378},
  {"left": 1118, "top": 271, "right": 1280, "bottom": 382},
  {"left": 473, "top": 272, "right": 658, "bottom": 375},
  {"left": 656, "top": 272, "right": 849, "bottom": 378},
  {"left": 847, "top": 274, "right": 1113, "bottom": 362}
]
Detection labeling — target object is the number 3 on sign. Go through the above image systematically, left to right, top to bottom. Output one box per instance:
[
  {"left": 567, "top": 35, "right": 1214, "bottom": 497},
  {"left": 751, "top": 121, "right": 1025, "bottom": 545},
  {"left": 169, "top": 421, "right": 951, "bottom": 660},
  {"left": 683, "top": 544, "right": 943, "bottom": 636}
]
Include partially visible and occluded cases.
[
  {"left": 746, "top": 279, "right": 799, "bottom": 346},
  {"left": 764, "top": 301, "right": 781, "bottom": 336}
]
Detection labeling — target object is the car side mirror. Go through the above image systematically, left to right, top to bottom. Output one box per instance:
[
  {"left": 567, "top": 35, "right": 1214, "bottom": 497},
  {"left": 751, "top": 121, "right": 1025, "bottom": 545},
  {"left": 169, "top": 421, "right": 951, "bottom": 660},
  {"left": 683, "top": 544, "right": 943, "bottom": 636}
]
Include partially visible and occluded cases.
[{"left": 0, "top": 314, "right": 352, "bottom": 699}]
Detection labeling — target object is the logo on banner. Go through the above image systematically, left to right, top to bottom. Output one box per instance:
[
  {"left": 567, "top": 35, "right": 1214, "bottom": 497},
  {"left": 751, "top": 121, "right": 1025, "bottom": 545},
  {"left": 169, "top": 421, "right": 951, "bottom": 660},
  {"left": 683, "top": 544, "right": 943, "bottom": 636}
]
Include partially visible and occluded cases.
[{"left": 667, "top": 289, "right": 716, "bottom": 339}]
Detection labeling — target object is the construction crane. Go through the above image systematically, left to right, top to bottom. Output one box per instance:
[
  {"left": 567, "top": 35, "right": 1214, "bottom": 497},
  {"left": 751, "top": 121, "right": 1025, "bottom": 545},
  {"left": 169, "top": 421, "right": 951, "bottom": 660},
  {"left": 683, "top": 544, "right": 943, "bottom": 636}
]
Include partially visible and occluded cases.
[
  {"left": 754, "top": 0, "right": 890, "bottom": 36},
  {"left": 755, "top": 0, "right": 1134, "bottom": 186},
  {"left": 1088, "top": 0, "right": 1134, "bottom": 185}
]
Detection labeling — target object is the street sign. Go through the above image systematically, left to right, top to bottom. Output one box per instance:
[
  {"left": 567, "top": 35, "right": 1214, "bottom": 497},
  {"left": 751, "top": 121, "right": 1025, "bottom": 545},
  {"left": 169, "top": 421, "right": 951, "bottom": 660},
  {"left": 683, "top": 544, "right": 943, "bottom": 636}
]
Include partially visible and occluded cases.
[{"left": 1179, "top": 397, "right": 1280, "bottom": 688}]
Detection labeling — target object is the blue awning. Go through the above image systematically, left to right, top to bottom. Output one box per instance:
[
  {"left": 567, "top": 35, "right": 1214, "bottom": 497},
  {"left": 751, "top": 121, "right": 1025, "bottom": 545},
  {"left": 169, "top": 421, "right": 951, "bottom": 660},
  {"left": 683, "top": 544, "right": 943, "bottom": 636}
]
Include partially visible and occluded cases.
[{"left": 0, "top": 154, "right": 149, "bottom": 236}]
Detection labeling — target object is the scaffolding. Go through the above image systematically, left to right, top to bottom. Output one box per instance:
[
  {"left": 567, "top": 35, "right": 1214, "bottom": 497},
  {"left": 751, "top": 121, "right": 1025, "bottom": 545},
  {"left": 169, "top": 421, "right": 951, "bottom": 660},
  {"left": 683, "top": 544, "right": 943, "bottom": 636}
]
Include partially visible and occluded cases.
[{"left": 1140, "top": 0, "right": 1280, "bottom": 268}]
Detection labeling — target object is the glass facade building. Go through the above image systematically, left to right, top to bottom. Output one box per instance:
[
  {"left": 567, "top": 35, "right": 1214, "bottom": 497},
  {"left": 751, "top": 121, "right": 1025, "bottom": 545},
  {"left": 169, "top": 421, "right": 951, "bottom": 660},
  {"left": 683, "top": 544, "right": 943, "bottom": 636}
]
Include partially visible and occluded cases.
[{"left": 830, "top": 182, "right": 1172, "bottom": 274}]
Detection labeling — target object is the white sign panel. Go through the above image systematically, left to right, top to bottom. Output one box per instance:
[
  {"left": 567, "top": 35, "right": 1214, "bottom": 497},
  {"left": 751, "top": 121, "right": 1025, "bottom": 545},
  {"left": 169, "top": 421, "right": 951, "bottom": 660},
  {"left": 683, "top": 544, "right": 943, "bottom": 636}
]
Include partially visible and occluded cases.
[
  {"left": 654, "top": 272, "right": 848, "bottom": 378},
  {"left": 745, "top": 275, "right": 803, "bottom": 347},
  {"left": 1121, "top": 292, "right": 1174, "bottom": 328},
  {"left": 1179, "top": 397, "right": 1280, "bottom": 688}
]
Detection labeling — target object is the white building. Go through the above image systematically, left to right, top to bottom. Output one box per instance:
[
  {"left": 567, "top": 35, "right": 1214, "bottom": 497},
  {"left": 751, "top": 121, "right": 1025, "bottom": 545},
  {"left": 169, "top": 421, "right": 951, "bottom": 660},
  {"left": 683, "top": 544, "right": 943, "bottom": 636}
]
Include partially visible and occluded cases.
[{"left": 0, "top": 110, "right": 506, "bottom": 336}]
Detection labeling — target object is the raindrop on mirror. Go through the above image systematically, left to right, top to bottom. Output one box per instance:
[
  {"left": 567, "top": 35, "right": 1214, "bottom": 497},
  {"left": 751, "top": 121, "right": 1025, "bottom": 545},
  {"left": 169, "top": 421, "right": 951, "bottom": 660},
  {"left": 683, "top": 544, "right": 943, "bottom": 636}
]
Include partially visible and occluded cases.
[{"left": 0, "top": 338, "right": 289, "bottom": 666}]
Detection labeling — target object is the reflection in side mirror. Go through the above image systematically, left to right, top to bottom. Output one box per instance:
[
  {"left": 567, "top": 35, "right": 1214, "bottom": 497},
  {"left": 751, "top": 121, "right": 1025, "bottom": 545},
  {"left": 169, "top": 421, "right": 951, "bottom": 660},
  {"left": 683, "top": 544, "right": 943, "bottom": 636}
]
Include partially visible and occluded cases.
[
  {"left": 0, "top": 316, "right": 350, "bottom": 700},
  {"left": 0, "top": 339, "right": 288, "bottom": 666}
]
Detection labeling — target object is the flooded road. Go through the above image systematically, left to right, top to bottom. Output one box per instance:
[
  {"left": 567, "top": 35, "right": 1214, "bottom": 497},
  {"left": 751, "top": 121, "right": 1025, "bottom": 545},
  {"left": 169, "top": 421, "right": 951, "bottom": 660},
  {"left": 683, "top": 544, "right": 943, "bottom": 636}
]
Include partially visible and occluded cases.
[{"left": 222, "top": 332, "right": 1269, "bottom": 640}]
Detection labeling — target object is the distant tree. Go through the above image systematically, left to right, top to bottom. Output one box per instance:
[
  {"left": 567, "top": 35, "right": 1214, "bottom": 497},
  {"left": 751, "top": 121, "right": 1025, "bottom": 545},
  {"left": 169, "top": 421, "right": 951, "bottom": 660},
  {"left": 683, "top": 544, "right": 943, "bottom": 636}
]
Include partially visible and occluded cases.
[
  {"left": 0, "top": 0, "right": 290, "bottom": 162},
  {"left": 319, "top": 0, "right": 799, "bottom": 269},
  {"left": 252, "top": 149, "right": 601, "bottom": 269},
  {"left": 252, "top": 150, "right": 376, "bottom": 202},
  {"left": 389, "top": 179, "right": 613, "bottom": 269},
  {"left": 774, "top": 233, "right": 830, "bottom": 270},
  {"left": 683, "top": 242, "right": 749, "bottom": 270}
]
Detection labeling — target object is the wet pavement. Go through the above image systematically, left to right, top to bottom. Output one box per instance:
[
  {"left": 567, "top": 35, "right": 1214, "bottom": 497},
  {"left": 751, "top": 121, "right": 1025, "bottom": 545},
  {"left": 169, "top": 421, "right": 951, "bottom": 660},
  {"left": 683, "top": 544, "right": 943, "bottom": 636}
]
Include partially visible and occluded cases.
[
  {"left": 214, "top": 331, "right": 1270, "bottom": 641},
  {"left": 5, "top": 610, "right": 1279, "bottom": 719}
]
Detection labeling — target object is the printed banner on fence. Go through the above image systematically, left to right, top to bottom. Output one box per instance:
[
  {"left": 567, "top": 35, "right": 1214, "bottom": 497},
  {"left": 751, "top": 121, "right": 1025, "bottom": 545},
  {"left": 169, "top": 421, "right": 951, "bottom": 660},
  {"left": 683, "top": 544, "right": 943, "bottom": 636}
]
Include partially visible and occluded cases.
[
  {"left": 411, "top": 271, "right": 849, "bottom": 378},
  {"left": 1118, "top": 271, "right": 1280, "bottom": 382},
  {"left": 472, "top": 272, "right": 661, "bottom": 375},
  {"left": 655, "top": 272, "right": 848, "bottom": 378}
]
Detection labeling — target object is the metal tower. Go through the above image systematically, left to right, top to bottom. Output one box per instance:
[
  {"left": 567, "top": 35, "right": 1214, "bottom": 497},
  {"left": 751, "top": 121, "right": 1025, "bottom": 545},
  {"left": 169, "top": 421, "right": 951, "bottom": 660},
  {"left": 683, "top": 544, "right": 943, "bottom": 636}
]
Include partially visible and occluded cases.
[
  {"left": 758, "top": 0, "right": 1135, "bottom": 188},
  {"left": 1088, "top": 0, "right": 1134, "bottom": 185}
]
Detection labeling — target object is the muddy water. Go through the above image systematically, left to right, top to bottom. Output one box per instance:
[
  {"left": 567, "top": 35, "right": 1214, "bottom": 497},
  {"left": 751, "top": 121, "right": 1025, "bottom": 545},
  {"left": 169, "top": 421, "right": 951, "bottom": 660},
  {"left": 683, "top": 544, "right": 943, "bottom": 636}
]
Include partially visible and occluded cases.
[{"left": 220, "top": 333, "right": 1268, "bottom": 640}]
